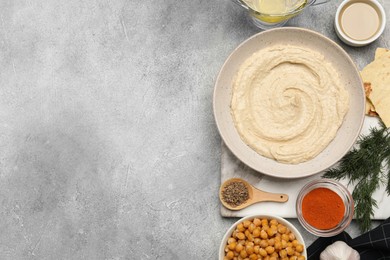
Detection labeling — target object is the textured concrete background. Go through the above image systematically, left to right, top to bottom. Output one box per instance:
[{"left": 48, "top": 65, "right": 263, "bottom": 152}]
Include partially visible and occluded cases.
[{"left": 0, "top": 0, "right": 388, "bottom": 259}]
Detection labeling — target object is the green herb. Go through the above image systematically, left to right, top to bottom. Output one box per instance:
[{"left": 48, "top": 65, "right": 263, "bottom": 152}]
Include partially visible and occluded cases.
[{"left": 323, "top": 121, "right": 390, "bottom": 232}]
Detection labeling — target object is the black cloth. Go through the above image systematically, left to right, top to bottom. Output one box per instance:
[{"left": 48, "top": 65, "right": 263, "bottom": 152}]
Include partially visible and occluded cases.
[{"left": 308, "top": 218, "right": 390, "bottom": 260}]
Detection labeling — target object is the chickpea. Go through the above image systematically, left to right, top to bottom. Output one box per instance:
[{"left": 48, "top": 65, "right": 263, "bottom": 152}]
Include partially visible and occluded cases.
[
  {"left": 253, "top": 218, "right": 261, "bottom": 226},
  {"left": 261, "top": 218, "right": 269, "bottom": 226},
  {"left": 270, "top": 219, "right": 278, "bottom": 226},
  {"left": 243, "top": 220, "right": 252, "bottom": 228},
  {"left": 237, "top": 223, "right": 245, "bottom": 232},
  {"left": 248, "top": 223, "right": 256, "bottom": 232},
  {"left": 278, "top": 224, "right": 287, "bottom": 234},
  {"left": 261, "top": 225, "right": 270, "bottom": 231},
  {"left": 267, "top": 226, "right": 277, "bottom": 237},
  {"left": 253, "top": 227, "right": 261, "bottom": 238},
  {"left": 260, "top": 230, "right": 268, "bottom": 239},
  {"left": 237, "top": 232, "right": 246, "bottom": 240},
  {"left": 247, "top": 233, "right": 254, "bottom": 242},
  {"left": 288, "top": 233, "right": 296, "bottom": 241},
  {"left": 281, "top": 234, "right": 289, "bottom": 242},
  {"left": 228, "top": 238, "right": 237, "bottom": 244},
  {"left": 254, "top": 238, "right": 261, "bottom": 245},
  {"left": 268, "top": 238, "right": 275, "bottom": 246},
  {"left": 259, "top": 239, "right": 268, "bottom": 248},
  {"left": 281, "top": 240, "right": 288, "bottom": 249},
  {"left": 292, "top": 240, "right": 299, "bottom": 247},
  {"left": 274, "top": 241, "right": 282, "bottom": 250},
  {"left": 228, "top": 242, "right": 237, "bottom": 250},
  {"left": 247, "top": 242, "right": 254, "bottom": 247},
  {"left": 236, "top": 243, "right": 244, "bottom": 253},
  {"left": 295, "top": 244, "right": 304, "bottom": 253},
  {"left": 225, "top": 245, "right": 230, "bottom": 252},
  {"left": 246, "top": 245, "right": 254, "bottom": 255},
  {"left": 253, "top": 245, "right": 260, "bottom": 254},
  {"left": 265, "top": 246, "right": 275, "bottom": 254},
  {"left": 286, "top": 247, "right": 295, "bottom": 256},
  {"left": 259, "top": 248, "right": 268, "bottom": 257},
  {"left": 240, "top": 249, "right": 248, "bottom": 258},
  {"left": 279, "top": 249, "right": 288, "bottom": 258},
  {"left": 226, "top": 251, "right": 235, "bottom": 259},
  {"left": 271, "top": 252, "right": 278, "bottom": 258},
  {"left": 249, "top": 254, "right": 258, "bottom": 260},
  {"left": 289, "top": 256, "right": 298, "bottom": 260},
  {"left": 297, "top": 256, "right": 306, "bottom": 260},
  {"left": 269, "top": 257, "right": 277, "bottom": 260}
]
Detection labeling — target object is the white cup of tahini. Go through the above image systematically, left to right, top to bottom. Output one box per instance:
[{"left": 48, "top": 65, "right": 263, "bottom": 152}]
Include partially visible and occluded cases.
[{"left": 335, "top": 0, "right": 386, "bottom": 47}]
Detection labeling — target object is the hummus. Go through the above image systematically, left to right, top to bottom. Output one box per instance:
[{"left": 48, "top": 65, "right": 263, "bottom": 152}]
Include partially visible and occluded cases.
[{"left": 231, "top": 45, "right": 349, "bottom": 164}]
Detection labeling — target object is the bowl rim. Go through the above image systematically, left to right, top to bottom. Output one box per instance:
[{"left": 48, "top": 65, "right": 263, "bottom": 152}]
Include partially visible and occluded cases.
[
  {"left": 334, "top": 0, "right": 386, "bottom": 46},
  {"left": 213, "top": 27, "right": 365, "bottom": 179},
  {"left": 295, "top": 178, "right": 354, "bottom": 237},
  {"left": 219, "top": 214, "right": 307, "bottom": 260}
]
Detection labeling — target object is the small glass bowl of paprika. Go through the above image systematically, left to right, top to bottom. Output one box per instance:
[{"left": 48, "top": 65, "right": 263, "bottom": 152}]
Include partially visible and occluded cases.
[{"left": 296, "top": 178, "right": 354, "bottom": 237}]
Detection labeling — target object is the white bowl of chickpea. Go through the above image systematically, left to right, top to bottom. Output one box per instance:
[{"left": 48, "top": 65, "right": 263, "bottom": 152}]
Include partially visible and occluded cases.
[{"left": 219, "top": 215, "right": 307, "bottom": 260}]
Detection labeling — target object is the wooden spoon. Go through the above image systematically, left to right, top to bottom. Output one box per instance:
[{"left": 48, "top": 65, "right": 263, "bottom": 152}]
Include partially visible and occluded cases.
[{"left": 219, "top": 178, "right": 289, "bottom": 211}]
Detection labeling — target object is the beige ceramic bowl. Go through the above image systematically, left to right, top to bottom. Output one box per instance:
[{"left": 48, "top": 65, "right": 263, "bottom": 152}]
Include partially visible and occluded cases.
[
  {"left": 213, "top": 27, "right": 365, "bottom": 179},
  {"left": 219, "top": 214, "right": 307, "bottom": 260}
]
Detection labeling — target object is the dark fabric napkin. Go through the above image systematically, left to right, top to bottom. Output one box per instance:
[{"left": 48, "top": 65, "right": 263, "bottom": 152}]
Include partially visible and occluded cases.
[{"left": 308, "top": 218, "right": 390, "bottom": 260}]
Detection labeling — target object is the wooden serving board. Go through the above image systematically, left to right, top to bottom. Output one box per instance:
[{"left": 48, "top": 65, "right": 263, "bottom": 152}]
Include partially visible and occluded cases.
[{"left": 220, "top": 116, "right": 390, "bottom": 219}]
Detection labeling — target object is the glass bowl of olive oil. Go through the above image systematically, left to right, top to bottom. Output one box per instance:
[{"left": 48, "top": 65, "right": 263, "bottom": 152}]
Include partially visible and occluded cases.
[{"left": 231, "top": 0, "right": 329, "bottom": 30}]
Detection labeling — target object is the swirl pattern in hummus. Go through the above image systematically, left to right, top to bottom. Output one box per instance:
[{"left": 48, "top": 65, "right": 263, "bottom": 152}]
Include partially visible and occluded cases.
[{"left": 231, "top": 45, "right": 349, "bottom": 164}]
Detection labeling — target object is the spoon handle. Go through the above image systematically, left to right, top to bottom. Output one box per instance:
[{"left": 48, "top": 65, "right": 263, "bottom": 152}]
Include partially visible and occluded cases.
[{"left": 252, "top": 188, "right": 289, "bottom": 203}]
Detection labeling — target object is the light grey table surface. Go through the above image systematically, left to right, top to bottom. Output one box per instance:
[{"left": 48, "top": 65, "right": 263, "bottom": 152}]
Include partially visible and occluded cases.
[{"left": 0, "top": 0, "right": 388, "bottom": 259}]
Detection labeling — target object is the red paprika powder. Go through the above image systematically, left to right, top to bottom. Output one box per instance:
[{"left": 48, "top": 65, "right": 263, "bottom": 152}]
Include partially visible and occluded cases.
[{"left": 302, "top": 187, "right": 345, "bottom": 230}]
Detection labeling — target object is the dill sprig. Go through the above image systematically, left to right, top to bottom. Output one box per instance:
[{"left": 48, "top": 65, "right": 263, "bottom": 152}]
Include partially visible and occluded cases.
[{"left": 323, "top": 121, "right": 390, "bottom": 232}]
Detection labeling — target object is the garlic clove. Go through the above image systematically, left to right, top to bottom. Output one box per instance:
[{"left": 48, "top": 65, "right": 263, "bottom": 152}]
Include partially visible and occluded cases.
[{"left": 320, "top": 241, "right": 360, "bottom": 260}]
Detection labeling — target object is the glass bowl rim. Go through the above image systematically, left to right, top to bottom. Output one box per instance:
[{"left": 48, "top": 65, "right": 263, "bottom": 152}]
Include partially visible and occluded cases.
[
  {"left": 243, "top": 0, "right": 317, "bottom": 17},
  {"left": 296, "top": 178, "right": 354, "bottom": 237}
]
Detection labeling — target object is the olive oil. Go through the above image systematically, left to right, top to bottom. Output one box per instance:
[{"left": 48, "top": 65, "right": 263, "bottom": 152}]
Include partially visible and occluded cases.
[{"left": 244, "top": 0, "right": 308, "bottom": 23}]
